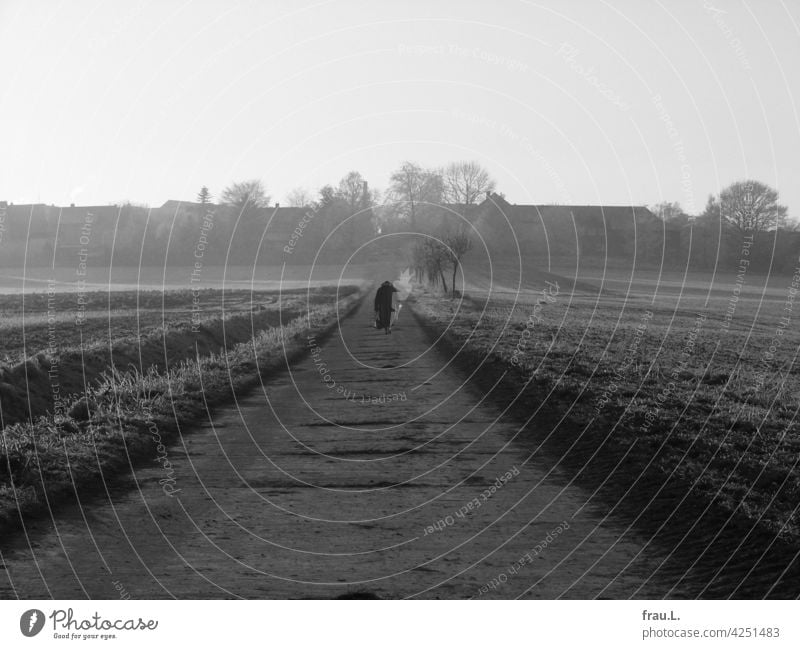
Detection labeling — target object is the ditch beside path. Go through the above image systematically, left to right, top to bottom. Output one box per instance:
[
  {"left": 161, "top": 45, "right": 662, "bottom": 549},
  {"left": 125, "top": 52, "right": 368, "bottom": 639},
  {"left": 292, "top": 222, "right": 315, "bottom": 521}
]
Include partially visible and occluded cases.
[{"left": 0, "top": 292, "right": 684, "bottom": 599}]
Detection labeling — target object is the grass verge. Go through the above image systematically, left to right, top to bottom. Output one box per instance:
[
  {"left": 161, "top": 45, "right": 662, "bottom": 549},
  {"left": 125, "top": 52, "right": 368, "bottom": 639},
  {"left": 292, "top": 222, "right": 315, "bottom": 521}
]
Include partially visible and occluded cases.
[
  {"left": 0, "top": 287, "right": 349, "bottom": 426},
  {"left": 409, "top": 287, "right": 800, "bottom": 596}
]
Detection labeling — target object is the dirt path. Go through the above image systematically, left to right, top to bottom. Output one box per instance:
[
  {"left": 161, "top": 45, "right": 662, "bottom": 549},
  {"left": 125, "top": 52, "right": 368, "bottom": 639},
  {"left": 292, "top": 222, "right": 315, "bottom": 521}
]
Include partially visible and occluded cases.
[{"left": 0, "top": 290, "right": 687, "bottom": 599}]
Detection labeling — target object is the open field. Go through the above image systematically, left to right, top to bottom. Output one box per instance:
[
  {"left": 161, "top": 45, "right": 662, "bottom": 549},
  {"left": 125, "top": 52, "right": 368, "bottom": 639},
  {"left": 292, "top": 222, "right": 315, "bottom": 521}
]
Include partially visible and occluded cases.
[
  {"left": 1, "top": 256, "right": 798, "bottom": 597},
  {"left": 463, "top": 257, "right": 797, "bottom": 317},
  {"left": 0, "top": 260, "right": 372, "bottom": 534},
  {"left": 413, "top": 261, "right": 800, "bottom": 545},
  {"left": 0, "top": 264, "right": 370, "bottom": 294},
  {"left": 4, "top": 276, "right": 747, "bottom": 599},
  {"left": 0, "top": 282, "right": 369, "bottom": 532},
  {"left": 0, "top": 286, "right": 363, "bottom": 427},
  {"left": 0, "top": 287, "right": 346, "bottom": 363}
]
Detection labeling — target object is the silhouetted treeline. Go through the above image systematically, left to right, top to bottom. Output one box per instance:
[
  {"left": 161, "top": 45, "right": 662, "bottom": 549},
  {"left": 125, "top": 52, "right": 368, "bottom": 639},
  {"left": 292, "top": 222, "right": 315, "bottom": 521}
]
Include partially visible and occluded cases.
[
  {"left": 2, "top": 176, "right": 796, "bottom": 275},
  {"left": 0, "top": 188, "right": 378, "bottom": 268},
  {"left": 472, "top": 201, "right": 800, "bottom": 274}
]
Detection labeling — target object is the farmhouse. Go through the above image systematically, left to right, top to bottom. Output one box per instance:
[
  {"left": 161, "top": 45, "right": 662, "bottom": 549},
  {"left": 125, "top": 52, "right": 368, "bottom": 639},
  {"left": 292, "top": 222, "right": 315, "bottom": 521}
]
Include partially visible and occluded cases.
[
  {"left": 469, "top": 192, "right": 660, "bottom": 259},
  {"left": 160, "top": 200, "right": 309, "bottom": 241},
  {"left": 0, "top": 202, "right": 119, "bottom": 265}
]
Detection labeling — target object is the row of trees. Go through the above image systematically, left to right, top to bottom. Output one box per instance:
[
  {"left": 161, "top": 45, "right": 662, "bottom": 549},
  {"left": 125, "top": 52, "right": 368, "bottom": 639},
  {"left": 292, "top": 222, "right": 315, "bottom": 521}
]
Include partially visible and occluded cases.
[
  {"left": 384, "top": 160, "right": 495, "bottom": 230},
  {"left": 193, "top": 161, "right": 493, "bottom": 295},
  {"left": 384, "top": 161, "right": 495, "bottom": 295},
  {"left": 14, "top": 165, "right": 794, "bottom": 281},
  {"left": 173, "top": 172, "right": 378, "bottom": 264},
  {"left": 199, "top": 172, "right": 377, "bottom": 213},
  {"left": 15, "top": 173, "right": 380, "bottom": 268},
  {"left": 168, "top": 174, "right": 800, "bottom": 281},
  {"left": 195, "top": 179, "right": 269, "bottom": 210},
  {"left": 645, "top": 180, "right": 796, "bottom": 273},
  {"left": 652, "top": 180, "right": 790, "bottom": 236},
  {"left": 411, "top": 230, "right": 473, "bottom": 295}
]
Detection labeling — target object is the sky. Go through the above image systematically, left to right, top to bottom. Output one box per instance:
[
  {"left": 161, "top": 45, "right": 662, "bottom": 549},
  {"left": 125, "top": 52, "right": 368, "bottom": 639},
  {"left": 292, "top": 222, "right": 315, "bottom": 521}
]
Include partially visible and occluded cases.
[{"left": 1, "top": 0, "right": 798, "bottom": 216}]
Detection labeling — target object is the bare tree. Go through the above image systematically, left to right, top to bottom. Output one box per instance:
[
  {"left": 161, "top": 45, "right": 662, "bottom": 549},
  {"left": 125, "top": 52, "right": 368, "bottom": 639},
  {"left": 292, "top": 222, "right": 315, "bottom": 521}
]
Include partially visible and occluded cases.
[
  {"left": 442, "top": 161, "right": 495, "bottom": 208},
  {"left": 388, "top": 162, "right": 443, "bottom": 229},
  {"left": 336, "top": 171, "right": 376, "bottom": 212},
  {"left": 221, "top": 179, "right": 269, "bottom": 211},
  {"left": 718, "top": 180, "right": 787, "bottom": 236},
  {"left": 286, "top": 187, "right": 312, "bottom": 207},
  {"left": 651, "top": 201, "right": 686, "bottom": 221},
  {"left": 444, "top": 227, "right": 473, "bottom": 296},
  {"left": 411, "top": 238, "right": 451, "bottom": 293},
  {"left": 411, "top": 241, "right": 427, "bottom": 282}
]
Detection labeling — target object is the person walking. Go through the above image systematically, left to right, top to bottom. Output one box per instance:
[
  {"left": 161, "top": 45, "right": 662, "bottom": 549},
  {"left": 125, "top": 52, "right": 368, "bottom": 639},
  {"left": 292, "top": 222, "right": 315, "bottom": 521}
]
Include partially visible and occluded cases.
[{"left": 374, "top": 280, "right": 398, "bottom": 335}]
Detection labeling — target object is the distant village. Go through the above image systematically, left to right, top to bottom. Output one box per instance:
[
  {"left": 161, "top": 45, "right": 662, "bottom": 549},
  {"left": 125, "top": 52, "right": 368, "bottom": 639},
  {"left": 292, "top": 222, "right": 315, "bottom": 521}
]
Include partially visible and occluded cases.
[{"left": 1, "top": 166, "right": 796, "bottom": 275}]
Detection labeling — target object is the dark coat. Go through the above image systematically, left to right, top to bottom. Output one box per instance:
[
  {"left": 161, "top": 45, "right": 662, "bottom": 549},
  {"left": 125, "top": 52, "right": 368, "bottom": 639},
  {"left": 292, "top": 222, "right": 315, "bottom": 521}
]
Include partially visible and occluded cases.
[{"left": 374, "top": 282, "right": 397, "bottom": 329}]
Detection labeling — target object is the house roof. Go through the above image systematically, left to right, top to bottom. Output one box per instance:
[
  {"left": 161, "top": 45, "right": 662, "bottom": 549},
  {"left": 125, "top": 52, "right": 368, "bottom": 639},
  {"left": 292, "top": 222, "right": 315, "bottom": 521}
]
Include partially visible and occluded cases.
[
  {"left": 476, "top": 193, "right": 657, "bottom": 229},
  {"left": 159, "top": 200, "right": 308, "bottom": 225},
  {"left": 161, "top": 200, "right": 209, "bottom": 209},
  {"left": 57, "top": 205, "right": 121, "bottom": 223},
  {"left": 258, "top": 206, "right": 310, "bottom": 230}
]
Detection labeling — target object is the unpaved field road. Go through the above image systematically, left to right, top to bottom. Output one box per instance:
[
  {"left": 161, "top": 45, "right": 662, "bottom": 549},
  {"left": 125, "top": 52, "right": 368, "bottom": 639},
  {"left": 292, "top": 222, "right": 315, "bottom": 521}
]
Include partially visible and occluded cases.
[{"left": 1, "top": 292, "right": 694, "bottom": 599}]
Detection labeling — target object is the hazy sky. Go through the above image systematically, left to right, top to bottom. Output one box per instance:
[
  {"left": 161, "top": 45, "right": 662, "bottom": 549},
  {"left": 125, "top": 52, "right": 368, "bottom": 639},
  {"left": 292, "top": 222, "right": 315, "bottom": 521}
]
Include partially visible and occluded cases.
[{"left": 1, "top": 0, "right": 798, "bottom": 215}]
